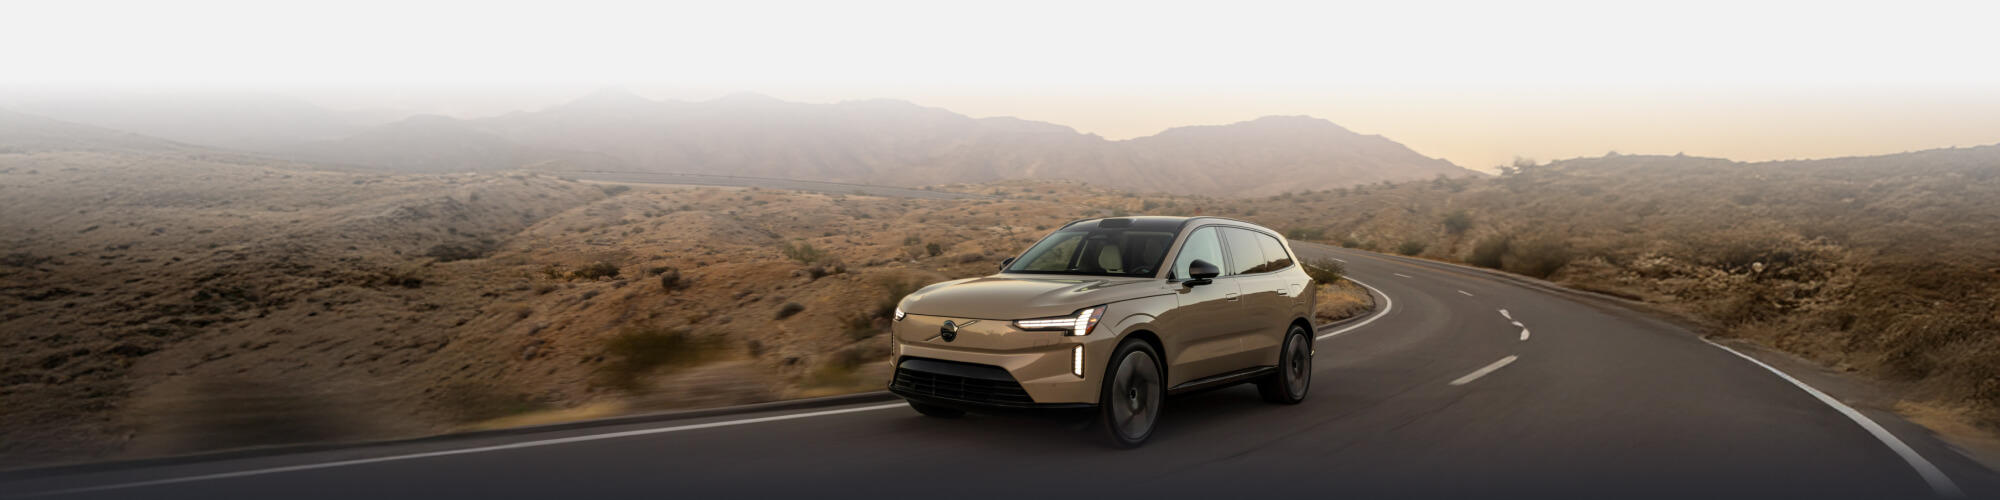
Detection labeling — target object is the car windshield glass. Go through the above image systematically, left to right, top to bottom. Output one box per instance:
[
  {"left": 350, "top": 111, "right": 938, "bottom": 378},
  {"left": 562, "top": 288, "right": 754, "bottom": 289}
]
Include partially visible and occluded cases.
[{"left": 1006, "top": 228, "right": 1176, "bottom": 277}]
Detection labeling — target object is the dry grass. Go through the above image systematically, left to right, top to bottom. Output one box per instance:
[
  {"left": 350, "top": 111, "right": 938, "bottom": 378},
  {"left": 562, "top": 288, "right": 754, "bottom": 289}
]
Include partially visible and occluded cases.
[
  {"left": 1200, "top": 146, "right": 2000, "bottom": 430},
  {"left": 1314, "top": 279, "right": 1375, "bottom": 324}
]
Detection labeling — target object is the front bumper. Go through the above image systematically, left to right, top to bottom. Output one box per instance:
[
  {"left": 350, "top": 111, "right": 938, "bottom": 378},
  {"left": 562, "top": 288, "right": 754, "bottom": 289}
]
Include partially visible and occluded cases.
[
  {"left": 889, "top": 313, "right": 1115, "bottom": 406},
  {"left": 889, "top": 357, "right": 1096, "bottom": 415}
]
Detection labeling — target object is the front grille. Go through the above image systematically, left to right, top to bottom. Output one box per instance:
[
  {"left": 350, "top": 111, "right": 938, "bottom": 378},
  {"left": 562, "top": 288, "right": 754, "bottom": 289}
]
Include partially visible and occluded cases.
[{"left": 892, "top": 359, "right": 1034, "bottom": 406}]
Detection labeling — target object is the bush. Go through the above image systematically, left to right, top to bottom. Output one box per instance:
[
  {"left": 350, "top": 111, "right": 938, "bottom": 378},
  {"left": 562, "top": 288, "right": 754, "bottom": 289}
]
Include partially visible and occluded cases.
[
  {"left": 598, "top": 184, "right": 631, "bottom": 196},
  {"left": 1442, "top": 211, "right": 1473, "bottom": 235},
  {"left": 1286, "top": 227, "right": 1327, "bottom": 241},
  {"left": 1469, "top": 235, "right": 1511, "bottom": 269},
  {"left": 1503, "top": 237, "right": 1572, "bottom": 279},
  {"left": 1396, "top": 240, "right": 1428, "bottom": 256},
  {"left": 780, "top": 241, "right": 826, "bottom": 264},
  {"left": 925, "top": 242, "right": 944, "bottom": 257},
  {"left": 1301, "top": 258, "right": 1346, "bottom": 288},
  {"left": 574, "top": 261, "right": 621, "bottom": 280},
  {"left": 656, "top": 267, "right": 684, "bottom": 291},
  {"left": 872, "top": 278, "right": 922, "bottom": 320},
  {"left": 775, "top": 302, "right": 806, "bottom": 320},
  {"left": 593, "top": 326, "right": 721, "bottom": 391}
]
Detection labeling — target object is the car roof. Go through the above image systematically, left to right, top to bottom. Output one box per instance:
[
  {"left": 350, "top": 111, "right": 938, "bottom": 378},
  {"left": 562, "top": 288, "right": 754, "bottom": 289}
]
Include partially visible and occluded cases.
[{"left": 1059, "top": 216, "right": 1280, "bottom": 236}]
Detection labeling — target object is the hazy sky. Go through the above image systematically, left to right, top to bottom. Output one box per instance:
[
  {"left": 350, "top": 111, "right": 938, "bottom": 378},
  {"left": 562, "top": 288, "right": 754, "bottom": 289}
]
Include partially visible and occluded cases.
[{"left": 7, "top": 0, "right": 2000, "bottom": 169}]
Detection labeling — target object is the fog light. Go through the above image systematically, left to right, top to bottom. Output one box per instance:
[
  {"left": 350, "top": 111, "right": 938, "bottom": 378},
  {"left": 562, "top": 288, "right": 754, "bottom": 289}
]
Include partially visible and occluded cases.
[{"left": 1072, "top": 345, "right": 1084, "bottom": 377}]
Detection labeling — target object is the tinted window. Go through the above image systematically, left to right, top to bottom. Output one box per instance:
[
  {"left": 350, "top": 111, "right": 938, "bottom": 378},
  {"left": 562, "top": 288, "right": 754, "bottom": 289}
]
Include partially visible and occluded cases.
[
  {"left": 1170, "top": 227, "right": 1224, "bottom": 279},
  {"left": 1222, "top": 227, "right": 1267, "bottom": 276},
  {"left": 1006, "top": 228, "right": 1177, "bottom": 277},
  {"left": 1256, "top": 233, "right": 1294, "bottom": 271}
]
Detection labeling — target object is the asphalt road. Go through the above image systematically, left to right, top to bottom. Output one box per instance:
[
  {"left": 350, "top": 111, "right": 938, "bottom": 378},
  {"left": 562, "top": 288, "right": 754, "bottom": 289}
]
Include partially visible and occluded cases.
[{"left": 5, "top": 244, "right": 1997, "bottom": 499}]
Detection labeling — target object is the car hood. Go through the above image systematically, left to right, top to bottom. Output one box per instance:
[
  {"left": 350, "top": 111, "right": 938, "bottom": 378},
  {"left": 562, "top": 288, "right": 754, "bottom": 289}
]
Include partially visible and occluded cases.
[{"left": 898, "top": 274, "right": 1171, "bottom": 320}]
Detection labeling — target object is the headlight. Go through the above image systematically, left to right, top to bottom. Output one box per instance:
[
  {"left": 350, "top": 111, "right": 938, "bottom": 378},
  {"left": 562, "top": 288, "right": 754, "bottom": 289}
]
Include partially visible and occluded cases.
[
  {"left": 1013, "top": 305, "right": 1106, "bottom": 336},
  {"left": 893, "top": 307, "right": 906, "bottom": 321}
]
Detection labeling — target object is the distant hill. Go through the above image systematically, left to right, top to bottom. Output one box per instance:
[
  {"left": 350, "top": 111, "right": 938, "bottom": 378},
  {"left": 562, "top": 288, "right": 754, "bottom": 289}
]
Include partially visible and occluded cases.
[
  {"left": 282, "top": 89, "right": 1481, "bottom": 196},
  {"left": 13, "top": 92, "right": 405, "bottom": 152},
  {"left": 0, "top": 108, "right": 186, "bottom": 152}
]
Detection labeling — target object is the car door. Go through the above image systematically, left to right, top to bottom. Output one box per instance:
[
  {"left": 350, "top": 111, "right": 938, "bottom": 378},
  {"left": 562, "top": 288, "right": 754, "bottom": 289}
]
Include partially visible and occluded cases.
[
  {"left": 1159, "top": 226, "right": 1244, "bottom": 385},
  {"left": 1221, "top": 227, "right": 1287, "bottom": 369}
]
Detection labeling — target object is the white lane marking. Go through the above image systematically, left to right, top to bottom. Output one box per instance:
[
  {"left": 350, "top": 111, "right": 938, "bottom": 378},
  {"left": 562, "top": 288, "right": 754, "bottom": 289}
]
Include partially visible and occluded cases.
[
  {"left": 1329, "top": 257, "right": 1346, "bottom": 263},
  {"left": 1393, "top": 273, "right": 1413, "bottom": 278},
  {"left": 1319, "top": 277, "right": 1393, "bottom": 340},
  {"left": 1457, "top": 290, "right": 1474, "bottom": 297},
  {"left": 1499, "top": 309, "right": 1511, "bottom": 320},
  {"left": 1510, "top": 321, "right": 1523, "bottom": 327},
  {"left": 1519, "top": 328, "right": 1531, "bottom": 341},
  {"left": 1700, "top": 339, "right": 1963, "bottom": 498},
  {"left": 1450, "top": 355, "right": 1519, "bottom": 386},
  {"left": 16, "top": 404, "right": 909, "bottom": 498}
]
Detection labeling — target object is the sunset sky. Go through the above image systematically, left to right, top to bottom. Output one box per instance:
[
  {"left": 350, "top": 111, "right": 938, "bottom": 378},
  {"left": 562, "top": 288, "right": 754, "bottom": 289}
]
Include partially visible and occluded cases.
[{"left": 7, "top": 0, "right": 1999, "bottom": 169}]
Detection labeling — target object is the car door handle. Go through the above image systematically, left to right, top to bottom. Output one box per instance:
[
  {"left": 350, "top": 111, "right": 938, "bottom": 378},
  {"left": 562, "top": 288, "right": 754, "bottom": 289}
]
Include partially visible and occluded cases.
[
  {"left": 1276, "top": 288, "right": 1289, "bottom": 296},
  {"left": 1225, "top": 293, "right": 1240, "bottom": 301}
]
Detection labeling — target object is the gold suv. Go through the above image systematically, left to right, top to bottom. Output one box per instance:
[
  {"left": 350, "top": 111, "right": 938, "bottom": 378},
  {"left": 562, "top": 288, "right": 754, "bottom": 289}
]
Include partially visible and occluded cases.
[{"left": 888, "top": 217, "right": 1318, "bottom": 447}]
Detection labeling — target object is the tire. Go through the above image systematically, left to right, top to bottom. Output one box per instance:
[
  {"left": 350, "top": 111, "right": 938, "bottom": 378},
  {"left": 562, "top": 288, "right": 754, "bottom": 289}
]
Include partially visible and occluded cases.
[
  {"left": 1257, "top": 325, "right": 1312, "bottom": 404},
  {"left": 1097, "top": 340, "right": 1165, "bottom": 448},
  {"left": 908, "top": 400, "right": 966, "bottom": 418}
]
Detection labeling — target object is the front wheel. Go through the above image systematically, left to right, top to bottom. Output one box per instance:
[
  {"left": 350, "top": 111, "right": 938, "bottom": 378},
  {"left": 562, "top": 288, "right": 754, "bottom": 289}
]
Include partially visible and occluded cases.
[
  {"left": 1257, "top": 325, "right": 1312, "bottom": 404},
  {"left": 1097, "top": 340, "right": 1164, "bottom": 448}
]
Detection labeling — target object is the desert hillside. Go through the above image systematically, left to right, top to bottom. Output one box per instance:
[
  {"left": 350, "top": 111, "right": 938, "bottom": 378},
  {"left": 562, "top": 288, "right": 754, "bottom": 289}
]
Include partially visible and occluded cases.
[
  {"left": 0, "top": 111, "right": 1148, "bottom": 467},
  {"left": 1172, "top": 148, "right": 2000, "bottom": 428}
]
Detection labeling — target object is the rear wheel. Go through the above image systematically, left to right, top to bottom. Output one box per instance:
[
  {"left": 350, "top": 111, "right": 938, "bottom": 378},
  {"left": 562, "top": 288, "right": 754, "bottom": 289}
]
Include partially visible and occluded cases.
[
  {"left": 1258, "top": 325, "right": 1312, "bottom": 404},
  {"left": 1097, "top": 340, "right": 1164, "bottom": 448},
  {"left": 908, "top": 400, "right": 965, "bottom": 418}
]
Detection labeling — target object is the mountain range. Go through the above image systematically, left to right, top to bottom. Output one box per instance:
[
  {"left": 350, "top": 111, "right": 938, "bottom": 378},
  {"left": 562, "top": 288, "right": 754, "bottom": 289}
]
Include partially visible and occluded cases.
[{"left": 11, "top": 89, "right": 1483, "bottom": 196}]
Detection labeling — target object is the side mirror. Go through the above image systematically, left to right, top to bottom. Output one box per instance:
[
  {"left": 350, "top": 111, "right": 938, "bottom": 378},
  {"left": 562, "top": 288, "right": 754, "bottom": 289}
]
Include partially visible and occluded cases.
[
  {"left": 999, "top": 257, "right": 1015, "bottom": 271},
  {"left": 1184, "top": 259, "right": 1220, "bottom": 286}
]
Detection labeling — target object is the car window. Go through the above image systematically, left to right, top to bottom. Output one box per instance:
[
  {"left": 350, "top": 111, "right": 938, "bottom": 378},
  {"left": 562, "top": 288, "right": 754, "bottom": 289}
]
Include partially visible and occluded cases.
[
  {"left": 1170, "top": 227, "right": 1224, "bottom": 279},
  {"left": 1222, "top": 227, "right": 1268, "bottom": 276},
  {"left": 1006, "top": 228, "right": 1177, "bottom": 277},
  {"left": 1016, "top": 232, "right": 1083, "bottom": 271},
  {"left": 1256, "top": 232, "right": 1293, "bottom": 271}
]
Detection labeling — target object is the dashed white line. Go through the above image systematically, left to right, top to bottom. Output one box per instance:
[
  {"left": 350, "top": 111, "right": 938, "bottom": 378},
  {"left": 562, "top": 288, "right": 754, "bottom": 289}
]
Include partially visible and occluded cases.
[
  {"left": 1329, "top": 257, "right": 1346, "bottom": 263},
  {"left": 1394, "top": 273, "right": 1413, "bottom": 278},
  {"left": 1319, "top": 277, "right": 1392, "bottom": 340},
  {"left": 1457, "top": 290, "right": 1474, "bottom": 297},
  {"left": 1499, "top": 309, "right": 1511, "bottom": 320},
  {"left": 1519, "top": 328, "right": 1531, "bottom": 341},
  {"left": 1700, "top": 339, "right": 1963, "bottom": 498},
  {"left": 1449, "top": 356, "right": 1518, "bottom": 386},
  {"left": 14, "top": 403, "right": 910, "bottom": 497}
]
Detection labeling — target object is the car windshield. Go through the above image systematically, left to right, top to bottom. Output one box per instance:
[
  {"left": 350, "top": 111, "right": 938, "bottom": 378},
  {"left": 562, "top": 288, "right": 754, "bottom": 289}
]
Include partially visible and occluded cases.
[{"left": 1005, "top": 228, "right": 1176, "bottom": 277}]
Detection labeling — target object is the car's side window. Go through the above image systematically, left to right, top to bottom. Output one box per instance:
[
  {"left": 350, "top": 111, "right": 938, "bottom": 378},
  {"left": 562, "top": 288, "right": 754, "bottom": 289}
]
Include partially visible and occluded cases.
[
  {"left": 1170, "top": 227, "right": 1224, "bottom": 279},
  {"left": 1222, "top": 227, "right": 1268, "bottom": 276},
  {"left": 1256, "top": 232, "right": 1293, "bottom": 271}
]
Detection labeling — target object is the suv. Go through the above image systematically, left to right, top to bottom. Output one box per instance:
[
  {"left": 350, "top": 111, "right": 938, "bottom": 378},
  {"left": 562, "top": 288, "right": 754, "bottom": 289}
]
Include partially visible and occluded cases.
[{"left": 888, "top": 216, "right": 1318, "bottom": 447}]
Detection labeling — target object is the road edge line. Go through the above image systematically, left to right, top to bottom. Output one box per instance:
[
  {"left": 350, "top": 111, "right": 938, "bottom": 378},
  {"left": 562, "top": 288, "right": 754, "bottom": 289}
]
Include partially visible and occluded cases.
[
  {"left": 1319, "top": 277, "right": 1393, "bottom": 340},
  {"left": 1701, "top": 338, "right": 1963, "bottom": 498}
]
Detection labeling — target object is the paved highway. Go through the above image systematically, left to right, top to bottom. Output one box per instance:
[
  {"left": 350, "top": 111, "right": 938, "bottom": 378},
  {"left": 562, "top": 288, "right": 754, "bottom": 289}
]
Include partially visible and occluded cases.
[{"left": 5, "top": 244, "right": 1996, "bottom": 499}]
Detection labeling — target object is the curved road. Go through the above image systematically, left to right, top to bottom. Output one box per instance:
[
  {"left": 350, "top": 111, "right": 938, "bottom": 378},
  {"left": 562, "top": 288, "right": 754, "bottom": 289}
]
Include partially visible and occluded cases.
[{"left": 5, "top": 245, "right": 1997, "bottom": 499}]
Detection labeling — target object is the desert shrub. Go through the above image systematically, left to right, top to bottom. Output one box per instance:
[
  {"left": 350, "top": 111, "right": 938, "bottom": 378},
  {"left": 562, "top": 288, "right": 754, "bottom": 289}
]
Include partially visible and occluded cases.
[
  {"left": 598, "top": 184, "right": 631, "bottom": 196},
  {"left": 1442, "top": 211, "right": 1473, "bottom": 235},
  {"left": 1286, "top": 227, "right": 1327, "bottom": 241},
  {"left": 1469, "top": 235, "right": 1511, "bottom": 269},
  {"left": 1338, "top": 237, "right": 1361, "bottom": 248},
  {"left": 1502, "top": 237, "right": 1572, "bottom": 278},
  {"left": 1397, "top": 240, "right": 1428, "bottom": 256},
  {"left": 780, "top": 241, "right": 826, "bottom": 264},
  {"left": 925, "top": 242, "right": 944, "bottom": 257},
  {"left": 424, "top": 244, "right": 488, "bottom": 262},
  {"left": 951, "top": 253, "right": 984, "bottom": 264},
  {"left": 1301, "top": 258, "right": 1346, "bottom": 288},
  {"left": 574, "top": 261, "right": 621, "bottom": 280},
  {"left": 378, "top": 267, "right": 425, "bottom": 288},
  {"left": 656, "top": 267, "right": 684, "bottom": 291},
  {"left": 871, "top": 278, "right": 922, "bottom": 320},
  {"left": 775, "top": 302, "right": 806, "bottom": 320},
  {"left": 841, "top": 313, "right": 881, "bottom": 341},
  {"left": 593, "top": 325, "right": 721, "bottom": 391}
]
